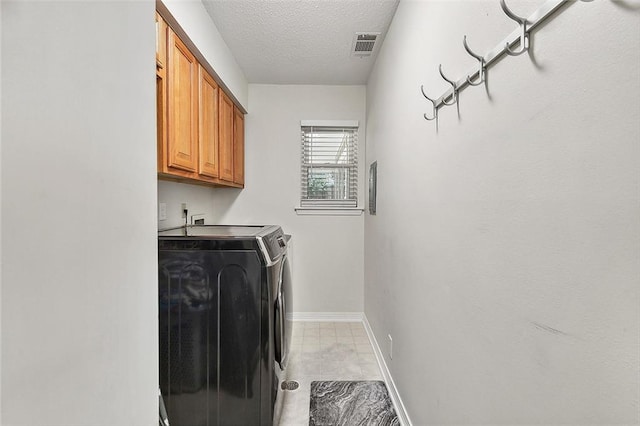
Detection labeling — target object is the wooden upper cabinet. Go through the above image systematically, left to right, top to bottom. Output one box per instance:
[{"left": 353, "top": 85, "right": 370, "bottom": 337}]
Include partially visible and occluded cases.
[
  {"left": 157, "top": 10, "right": 245, "bottom": 188},
  {"left": 155, "top": 12, "right": 167, "bottom": 73},
  {"left": 156, "top": 14, "right": 167, "bottom": 173},
  {"left": 167, "top": 28, "right": 198, "bottom": 173},
  {"left": 198, "top": 66, "right": 219, "bottom": 178},
  {"left": 157, "top": 72, "right": 166, "bottom": 173},
  {"left": 218, "top": 91, "right": 234, "bottom": 182},
  {"left": 233, "top": 106, "right": 245, "bottom": 186}
]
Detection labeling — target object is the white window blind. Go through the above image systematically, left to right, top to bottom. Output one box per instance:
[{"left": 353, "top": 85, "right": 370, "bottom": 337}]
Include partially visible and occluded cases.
[{"left": 300, "top": 124, "right": 358, "bottom": 208}]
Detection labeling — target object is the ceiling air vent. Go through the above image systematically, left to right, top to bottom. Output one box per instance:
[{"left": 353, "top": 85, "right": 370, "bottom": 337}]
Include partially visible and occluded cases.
[{"left": 352, "top": 32, "right": 381, "bottom": 57}]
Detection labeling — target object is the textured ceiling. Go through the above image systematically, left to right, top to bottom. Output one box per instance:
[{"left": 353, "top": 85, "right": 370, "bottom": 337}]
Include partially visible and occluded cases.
[{"left": 201, "top": 0, "right": 399, "bottom": 85}]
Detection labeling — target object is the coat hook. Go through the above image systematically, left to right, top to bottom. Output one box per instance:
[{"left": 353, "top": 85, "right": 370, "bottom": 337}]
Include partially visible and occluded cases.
[
  {"left": 500, "top": 0, "right": 529, "bottom": 56},
  {"left": 463, "top": 36, "right": 486, "bottom": 86},
  {"left": 438, "top": 64, "right": 458, "bottom": 106},
  {"left": 420, "top": 85, "right": 438, "bottom": 121}
]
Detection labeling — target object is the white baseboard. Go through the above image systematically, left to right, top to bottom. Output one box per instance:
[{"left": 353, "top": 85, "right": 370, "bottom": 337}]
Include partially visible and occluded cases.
[
  {"left": 291, "top": 312, "right": 364, "bottom": 322},
  {"left": 362, "top": 315, "right": 412, "bottom": 426}
]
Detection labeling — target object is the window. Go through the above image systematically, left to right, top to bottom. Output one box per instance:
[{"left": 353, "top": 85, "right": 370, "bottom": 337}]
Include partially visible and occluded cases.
[{"left": 300, "top": 121, "right": 358, "bottom": 208}]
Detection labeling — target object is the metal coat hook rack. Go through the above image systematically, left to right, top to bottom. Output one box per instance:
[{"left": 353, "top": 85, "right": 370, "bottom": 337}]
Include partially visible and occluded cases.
[
  {"left": 421, "top": 0, "right": 572, "bottom": 125},
  {"left": 501, "top": 0, "right": 530, "bottom": 56},
  {"left": 463, "top": 36, "right": 485, "bottom": 86},
  {"left": 438, "top": 65, "right": 458, "bottom": 106},
  {"left": 420, "top": 85, "right": 438, "bottom": 121}
]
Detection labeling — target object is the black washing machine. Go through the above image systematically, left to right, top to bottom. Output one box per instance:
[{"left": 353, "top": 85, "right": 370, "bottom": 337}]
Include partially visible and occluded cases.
[{"left": 158, "top": 225, "right": 292, "bottom": 426}]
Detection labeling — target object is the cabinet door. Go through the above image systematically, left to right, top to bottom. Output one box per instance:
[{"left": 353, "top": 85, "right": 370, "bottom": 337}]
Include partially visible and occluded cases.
[
  {"left": 155, "top": 12, "right": 167, "bottom": 71},
  {"left": 156, "top": 15, "right": 167, "bottom": 173},
  {"left": 167, "top": 29, "right": 198, "bottom": 173},
  {"left": 198, "top": 66, "right": 219, "bottom": 178},
  {"left": 157, "top": 73, "right": 166, "bottom": 173},
  {"left": 218, "top": 91, "right": 234, "bottom": 182},
  {"left": 233, "top": 106, "right": 245, "bottom": 186}
]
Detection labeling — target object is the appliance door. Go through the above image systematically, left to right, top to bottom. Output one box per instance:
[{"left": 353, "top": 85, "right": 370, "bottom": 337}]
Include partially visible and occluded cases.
[
  {"left": 159, "top": 249, "right": 263, "bottom": 426},
  {"left": 273, "top": 252, "right": 292, "bottom": 371}
]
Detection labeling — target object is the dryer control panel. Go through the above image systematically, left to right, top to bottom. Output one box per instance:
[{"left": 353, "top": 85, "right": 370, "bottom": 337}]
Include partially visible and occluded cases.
[{"left": 259, "top": 227, "right": 287, "bottom": 263}]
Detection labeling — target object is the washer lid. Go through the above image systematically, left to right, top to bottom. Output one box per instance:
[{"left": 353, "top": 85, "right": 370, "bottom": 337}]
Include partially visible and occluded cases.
[
  {"left": 158, "top": 225, "right": 269, "bottom": 238},
  {"left": 158, "top": 225, "right": 288, "bottom": 265}
]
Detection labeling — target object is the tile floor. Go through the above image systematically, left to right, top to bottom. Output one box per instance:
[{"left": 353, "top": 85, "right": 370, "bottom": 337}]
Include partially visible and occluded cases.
[{"left": 277, "top": 321, "right": 384, "bottom": 426}]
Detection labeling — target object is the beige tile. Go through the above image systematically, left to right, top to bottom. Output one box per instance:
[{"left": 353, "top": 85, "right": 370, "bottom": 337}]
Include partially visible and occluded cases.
[
  {"left": 304, "top": 321, "right": 320, "bottom": 329},
  {"left": 349, "top": 321, "right": 364, "bottom": 329},
  {"left": 318, "top": 322, "right": 335, "bottom": 329},
  {"left": 334, "top": 322, "right": 352, "bottom": 330},
  {"left": 351, "top": 326, "right": 367, "bottom": 337},
  {"left": 335, "top": 327, "right": 353, "bottom": 336},
  {"left": 303, "top": 328, "right": 320, "bottom": 338},
  {"left": 319, "top": 328, "right": 336, "bottom": 337},
  {"left": 336, "top": 334, "right": 354, "bottom": 344},
  {"left": 352, "top": 335, "right": 370, "bottom": 344},
  {"left": 302, "top": 336, "right": 320, "bottom": 347},
  {"left": 319, "top": 337, "right": 337, "bottom": 350},
  {"left": 327, "top": 342, "right": 356, "bottom": 353},
  {"left": 301, "top": 343, "right": 321, "bottom": 354},
  {"left": 335, "top": 343, "right": 359, "bottom": 355},
  {"left": 355, "top": 343, "right": 373, "bottom": 354},
  {"left": 289, "top": 345, "right": 303, "bottom": 357},
  {"left": 344, "top": 348, "right": 361, "bottom": 360},
  {"left": 286, "top": 351, "right": 305, "bottom": 365},
  {"left": 323, "top": 351, "right": 360, "bottom": 366},
  {"left": 298, "top": 352, "right": 323, "bottom": 364},
  {"left": 358, "top": 353, "right": 377, "bottom": 364},
  {"left": 325, "top": 356, "right": 360, "bottom": 369},
  {"left": 322, "top": 360, "right": 362, "bottom": 380},
  {"left": 285, "top": 361, "right": 306, "bottom": 378},
  {"left": 298, "top": 362, "right": 324, "bottom": 376},
  {"left": 360, "top": 362, "right": 383, "bottom": 380},
  {"left": 293, "top": 377, "right": 312, "bottom": 392},
  {"left": 278, "top": 390, "right": 310, "bottom": 426},
  {"left": 277, "top": 419, "right": 307, "bottom": 426}
]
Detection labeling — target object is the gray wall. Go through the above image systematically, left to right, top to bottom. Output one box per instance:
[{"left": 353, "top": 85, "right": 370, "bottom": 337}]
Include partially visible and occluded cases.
[
  {"left": 0, "top": 0, "right": 3, "bottom": 417},
  {"left": 365, "top": 0, "right": 640, "bottom": 424},
  {"left": 1, "top": 1, "right": 158, "bottom": 424},
  {"left": 158, "top": 180, "right": 217, "bottom": 228}
]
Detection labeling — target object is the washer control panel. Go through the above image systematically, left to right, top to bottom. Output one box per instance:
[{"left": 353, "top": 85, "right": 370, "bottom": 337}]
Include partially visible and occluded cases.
[{"left": 260, "top": 227, "right": 287, "bottom": 262}]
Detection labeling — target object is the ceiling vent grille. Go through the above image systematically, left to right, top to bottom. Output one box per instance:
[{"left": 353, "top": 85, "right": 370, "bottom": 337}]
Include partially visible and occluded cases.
[{"left": 352, "top": 32, "right": 381, "bottom": 57}]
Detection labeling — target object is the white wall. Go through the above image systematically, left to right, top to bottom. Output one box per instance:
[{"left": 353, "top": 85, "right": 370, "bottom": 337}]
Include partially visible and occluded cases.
[
  {"left": 0, "top": 0, "right": 3, "bottom": 418},
  {"left": 163, "top": 0, "right": 248, "bottom": 110},
  {"left": 365, "top": 0, "right": 640, "bottom": 424},
  {"left": 1, "top": 2, "right": 158, "bottom": 425},
  {"left": 211, "top": 84, "right": 367, "bottom": 314},
  {"left": 157, "top": 180, "right": 217, "bottom": 228}
]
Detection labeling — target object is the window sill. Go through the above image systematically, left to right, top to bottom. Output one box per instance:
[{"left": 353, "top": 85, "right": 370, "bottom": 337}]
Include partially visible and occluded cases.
[{"left": 294, "top": 207, "right": 364, "bottom": 216}]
